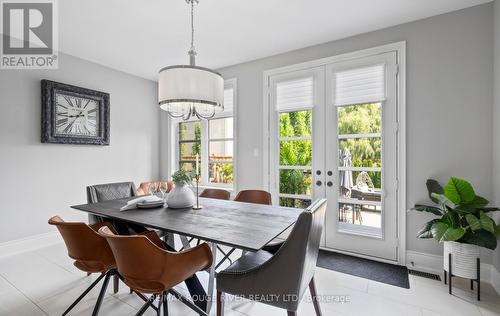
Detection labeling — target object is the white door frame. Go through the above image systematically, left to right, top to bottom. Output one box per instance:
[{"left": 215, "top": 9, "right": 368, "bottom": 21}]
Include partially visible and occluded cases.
[{"left": 262, "top": 41, "right": 406, "bottom": 265}]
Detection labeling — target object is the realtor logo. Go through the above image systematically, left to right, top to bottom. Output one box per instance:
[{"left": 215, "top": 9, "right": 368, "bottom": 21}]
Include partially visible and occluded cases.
[{"left": 1, "top": 0, "right": 58, "bottom": 69}]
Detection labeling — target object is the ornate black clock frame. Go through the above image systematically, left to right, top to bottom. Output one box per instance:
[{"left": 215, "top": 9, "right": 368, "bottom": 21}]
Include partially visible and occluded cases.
[{"left": 41, "top": 80, "right": 110, "bottom": 145}]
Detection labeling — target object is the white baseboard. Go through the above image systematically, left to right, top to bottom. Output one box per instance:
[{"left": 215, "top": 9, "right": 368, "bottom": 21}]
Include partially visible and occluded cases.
[
  {"left": 0, "top": 231, "right": 61, "bottom": 259},
  {"left": 407, "top": 250, "right": 499, "bottom": 295},
  {"left": 492, "top": 264, "right": 500, "bottom": 295}
]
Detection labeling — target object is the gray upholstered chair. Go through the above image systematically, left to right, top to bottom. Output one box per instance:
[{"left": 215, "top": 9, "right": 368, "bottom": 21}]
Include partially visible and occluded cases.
[
  {"left": 86, "top": 182, "right": 137, "bottom": 224},
  {"left": 216, "top": 199, "right": 327, "bottom": 316}
]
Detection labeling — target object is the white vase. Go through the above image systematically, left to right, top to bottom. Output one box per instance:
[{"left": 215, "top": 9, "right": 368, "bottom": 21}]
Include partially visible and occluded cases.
[
  {"left": 166, "top": 182, "right": 195, "bottom": 209},
  {"left": 443, "top": 241, "right": 480, "bottom": 279}
]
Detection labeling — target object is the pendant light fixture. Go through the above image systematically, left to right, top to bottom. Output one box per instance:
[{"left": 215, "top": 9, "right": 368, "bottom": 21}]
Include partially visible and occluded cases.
[{"left": 158, "top": 0, "right": 224, "bottom": 120}]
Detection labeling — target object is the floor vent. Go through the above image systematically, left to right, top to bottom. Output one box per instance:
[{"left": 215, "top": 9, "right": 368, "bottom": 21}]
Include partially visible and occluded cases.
[{"left": 408, "top": 269, "right": 441, "bottom": 281}]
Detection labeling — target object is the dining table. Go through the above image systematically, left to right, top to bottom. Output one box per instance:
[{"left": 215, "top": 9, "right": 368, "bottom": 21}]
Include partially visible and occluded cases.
[{"left": 71, "top": 196, "right": 301, "bottom": 315}]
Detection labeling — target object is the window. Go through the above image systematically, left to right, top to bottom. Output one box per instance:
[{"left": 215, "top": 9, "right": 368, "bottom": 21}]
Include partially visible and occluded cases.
[
  {"left": 173, "top": 80, "right": 236, "bottom": 188},
  {"left": 209, "top": 117, "right": 234, "bottom": 184},
  {"left": 178, "top": 121, "right": 201, "bottom": 174}
]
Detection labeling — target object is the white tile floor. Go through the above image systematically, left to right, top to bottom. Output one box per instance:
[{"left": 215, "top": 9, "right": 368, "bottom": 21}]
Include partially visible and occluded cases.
[{"left": 0, "top": 242, "right": 499, "bottom": 316}]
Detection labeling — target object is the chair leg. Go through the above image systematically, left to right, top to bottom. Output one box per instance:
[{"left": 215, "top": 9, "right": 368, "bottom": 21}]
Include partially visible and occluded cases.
[
  {"left": 91, "top": 271, "right": 112, "bottom": 316},
  {"left": 62, "top": 272, "right": 106, "bottom": 316},
  {"left": 113, "top": 274, "right": 119, "bottom": 294},
  {"left": 309, "top": 277, "right": 322, "bottom": 316},
  {"left": 217, "top": 290, "right": 224, "bottom": 316},
  {"left": 162, "top": 293, "right": 169, "bottom": 316},
  {"left": 135, "top": 294, "right": 156, "bottom": 316},
  {"left": 287, "top": 312, "right": 297, "bottom": 316}
]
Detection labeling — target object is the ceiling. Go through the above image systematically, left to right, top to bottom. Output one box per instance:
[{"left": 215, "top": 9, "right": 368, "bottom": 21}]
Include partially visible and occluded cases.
[{"left": 59, "top": 0, "right": 491, "bottom": 81}]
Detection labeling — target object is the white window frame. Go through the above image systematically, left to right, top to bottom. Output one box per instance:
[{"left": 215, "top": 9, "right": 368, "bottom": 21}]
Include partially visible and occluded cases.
[
  {"left": 262, "top": 42, "right": 406, "bottom": 265},
  {"left": 167, "top": 78, "right": 237, "bottom": 191}
]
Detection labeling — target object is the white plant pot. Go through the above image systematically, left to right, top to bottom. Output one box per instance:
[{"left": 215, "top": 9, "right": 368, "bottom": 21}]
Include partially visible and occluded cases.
[
  {"left": 166, "top": 182, "right": 195, "bottom": 209},
  {"left": 443, "top": 241, "right": 480, "bottom": 279}
]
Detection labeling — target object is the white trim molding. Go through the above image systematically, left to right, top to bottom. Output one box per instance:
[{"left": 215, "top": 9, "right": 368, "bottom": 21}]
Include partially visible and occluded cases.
[
  {"left": 0, "top": 231, "right": 61, "bottom": 259},
  {"left": 407, "top": 250, "right": 500, "bottom": 295}
]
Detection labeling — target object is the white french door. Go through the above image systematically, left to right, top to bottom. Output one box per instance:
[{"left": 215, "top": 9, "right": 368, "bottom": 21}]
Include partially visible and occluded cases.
[{"left": 268, "top": 50, "right": 401, "bottom": 262}]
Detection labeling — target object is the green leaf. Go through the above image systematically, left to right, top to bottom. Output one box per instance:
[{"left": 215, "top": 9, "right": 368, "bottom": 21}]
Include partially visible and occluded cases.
[
  {"left": 444, "top": 177, "right": 476, "bottom": 205},
  {"left": 426, "top": 179, "right": 444, "bottom": 204},
  {"left": 430, "top": 193, "right": 455, "bottom": 209},
  {"left": 457, "top": 196, "right": 489, "bottom": 210},
  {"left": 412, "top": 204, "right": 443, "bottom": 216},
  {"left": 481, "top": 207, "right": 500, "bottom": 213},
  {"left": 479, "top": 212, "right": 495, "bottom": 234},
  {"left": 466, "top": 214, "right": 481, "bottom": 231},
  {"left": 417, "top": 219, "right": 441, "bottom": 239},
  {"left": 431, "top": 222, "right": 465, "bottom": 242},
  {"left": 495, "top": 225, "right": 500, "bottom": 237},
  {"left": 460, "top": 230, "right": 498, "bottom": 250}
]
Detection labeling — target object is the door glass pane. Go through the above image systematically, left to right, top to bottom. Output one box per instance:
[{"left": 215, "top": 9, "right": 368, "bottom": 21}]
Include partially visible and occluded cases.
[
  {"left": 337, "top": 103, "right": 382, "bottom": 233},
  {"left": 338, "top": 103, "right": 381, "bottom": 134},
  {"left": 278, "top": 110, "right": 313, "bottom": 207},
  {"left": 280, "top": 110, "right": 312, "bottom": 137},
  {"left": 338, "top": 138, "right": 381, "bottom": 167},
  {"left": 279, "top": 140, "right": 312, "bottom": 166},
  {"left": 279, "top": 169, "right": 312, "bottom": 195},
  {"left": 279, "top": 197, "right": 312, "bottom": 209},
  {"left": 338, "top": 202, "right": 381, "bottom": 228}
]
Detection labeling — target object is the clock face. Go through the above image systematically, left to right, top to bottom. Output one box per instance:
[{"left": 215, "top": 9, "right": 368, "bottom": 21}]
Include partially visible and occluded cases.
[{"left": 54, "top": 93, "right": 99, "bottom": 137}]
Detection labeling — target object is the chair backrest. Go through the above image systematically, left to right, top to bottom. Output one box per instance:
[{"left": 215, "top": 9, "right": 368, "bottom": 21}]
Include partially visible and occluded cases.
[
  {"left": 137, "top": 181, "right": 174, "bottom": 195},
  {"left": 86, "top": 182, "right": 137, "bottom": 204},
  {"left": 199, "top": 188, "right": 231, "bottom": 200},
  {"left": 234, "top": 190, "right": 272, "bottom": 205},
  {"left": 271, "top": 199, "right": 327, "bottom": 299},
  {"left": 48, "top": 216, "right": 115, "bottom": 271},
  {"left": 98, "top": 227, "right": 213, "bottom": 292}
]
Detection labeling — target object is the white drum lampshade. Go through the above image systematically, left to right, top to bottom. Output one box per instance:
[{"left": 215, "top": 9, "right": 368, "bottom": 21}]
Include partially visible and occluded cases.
[{"left": 158, "top": 65, "right": 224, "bottom": 119}]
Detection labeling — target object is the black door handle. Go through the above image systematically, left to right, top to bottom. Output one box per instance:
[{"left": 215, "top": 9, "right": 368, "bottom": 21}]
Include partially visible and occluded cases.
[
  {"left": 327, "top": 171, "right": 333, "bottom": 176},
  {"left": 316, "top": 180, "right": 322, "bottom": 186},
  {"left": 327, "top": 181, "right": 333, "bottom": 187}
]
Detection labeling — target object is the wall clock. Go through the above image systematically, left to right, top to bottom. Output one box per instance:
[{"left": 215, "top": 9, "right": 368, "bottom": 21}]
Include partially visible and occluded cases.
[{"left": 41, "top": 80, "right": 110, "bottom": 145}]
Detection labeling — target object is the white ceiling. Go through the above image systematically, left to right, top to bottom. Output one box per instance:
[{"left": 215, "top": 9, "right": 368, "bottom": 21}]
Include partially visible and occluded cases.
[{"left": 59, "top": 0, "right": 491, "bottom": 80}]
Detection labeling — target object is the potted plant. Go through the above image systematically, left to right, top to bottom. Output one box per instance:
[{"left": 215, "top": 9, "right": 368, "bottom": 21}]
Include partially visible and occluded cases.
[
  {"left": 166, "top": 170, "right": 195, "bottom": 209},
  {"left": 413, "top": 177, "right": 500, "bottom": 279}
]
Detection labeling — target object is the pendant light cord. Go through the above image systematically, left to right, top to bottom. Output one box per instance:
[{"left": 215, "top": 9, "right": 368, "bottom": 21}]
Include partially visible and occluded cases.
[{"left": 190, "top": 0, "right": 195, "bottom": 52}]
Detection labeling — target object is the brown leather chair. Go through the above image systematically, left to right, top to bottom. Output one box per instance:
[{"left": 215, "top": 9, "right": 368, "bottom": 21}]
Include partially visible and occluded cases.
[
  {"left": 137, "top": 181, "right": 174, "bottom": 195},
  {"left": 199, "top": 188, "right": 231, "bottom": 200},
  {"left": 234, "top": 189, "right": 272, "bottom": 205},
  {"left": 48, "top": 216, "right": 118, "bottom": 316},
  {"left": 98, "top": 227, "right": 213, "bottom": 316}
]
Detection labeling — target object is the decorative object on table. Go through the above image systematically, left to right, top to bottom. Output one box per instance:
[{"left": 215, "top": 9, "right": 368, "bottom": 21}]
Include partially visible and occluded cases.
[
  {"left": 158, "top": 0, "right": 224, "bottom": 120},
  {"left": 41, "top": 80, "right": 110, "bottom": 145},
  {"left": 192, "top": 154, "right": 202, "bottom": 210},
  {"left": 167, "top": 169, "right": 195, "bottom": 209},
  {"left": 412, "top": 177, "right": 500, "bottom": 300},
  {"left": 159, "top": 182, "right": 169, "bottom": 202},
  {"left": 120, "top": 195, "right": 164, "bottom": 211}
]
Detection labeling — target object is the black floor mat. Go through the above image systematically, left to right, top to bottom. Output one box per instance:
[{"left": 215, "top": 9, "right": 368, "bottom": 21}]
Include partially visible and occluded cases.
[{"left": 317, "top": 250, "right": 410, "bottom": 289}]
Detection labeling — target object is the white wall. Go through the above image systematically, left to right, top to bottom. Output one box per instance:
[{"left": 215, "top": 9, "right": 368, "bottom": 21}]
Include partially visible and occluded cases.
[
  {"left": 493, "top": 0, "right": 500, "bottom": 272},
  {"left": 213, "top": 4, "right": 495, "bottom": 261},
  {"left": 0, "top": 53, "right": 160, "bottom": 243}
]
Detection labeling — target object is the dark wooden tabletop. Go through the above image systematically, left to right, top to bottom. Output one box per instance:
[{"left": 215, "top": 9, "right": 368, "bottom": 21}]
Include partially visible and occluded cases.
[{"left": 71, "top": 197, "right": 302, "bottom": 251}]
